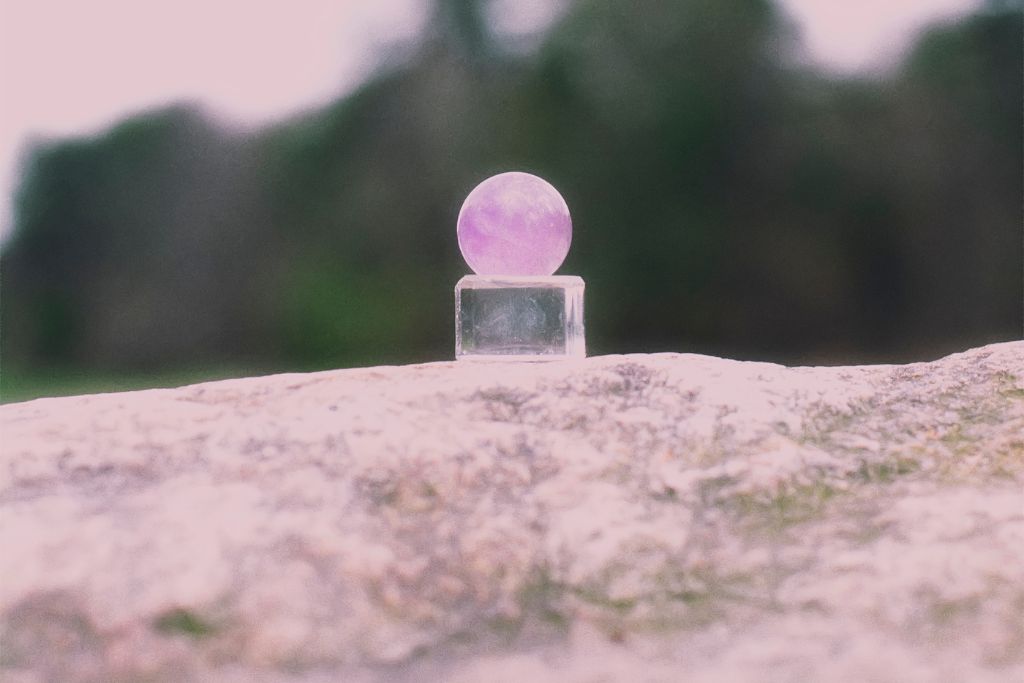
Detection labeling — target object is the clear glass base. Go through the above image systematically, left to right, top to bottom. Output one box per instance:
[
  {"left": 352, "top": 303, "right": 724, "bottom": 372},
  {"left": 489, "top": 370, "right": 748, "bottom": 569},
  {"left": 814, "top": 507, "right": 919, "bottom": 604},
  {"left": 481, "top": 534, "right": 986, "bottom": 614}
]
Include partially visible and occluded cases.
[{"left": 455, "top": 275, "right": 585, "bottom": 361}]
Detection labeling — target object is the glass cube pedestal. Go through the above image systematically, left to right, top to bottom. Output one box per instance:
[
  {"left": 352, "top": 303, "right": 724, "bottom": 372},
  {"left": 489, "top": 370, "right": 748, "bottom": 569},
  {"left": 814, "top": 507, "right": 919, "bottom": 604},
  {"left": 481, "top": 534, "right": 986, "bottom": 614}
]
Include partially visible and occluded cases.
[{"left": 455, "top": 275, "right": 585, "bottom": 361}]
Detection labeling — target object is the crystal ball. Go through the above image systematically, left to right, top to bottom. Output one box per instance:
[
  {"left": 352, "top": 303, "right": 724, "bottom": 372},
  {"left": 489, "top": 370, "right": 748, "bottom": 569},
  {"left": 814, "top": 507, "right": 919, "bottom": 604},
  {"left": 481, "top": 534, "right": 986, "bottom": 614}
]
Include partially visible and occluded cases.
[{"left": 457, "top": 171, "right": 572, "bottom": 276}]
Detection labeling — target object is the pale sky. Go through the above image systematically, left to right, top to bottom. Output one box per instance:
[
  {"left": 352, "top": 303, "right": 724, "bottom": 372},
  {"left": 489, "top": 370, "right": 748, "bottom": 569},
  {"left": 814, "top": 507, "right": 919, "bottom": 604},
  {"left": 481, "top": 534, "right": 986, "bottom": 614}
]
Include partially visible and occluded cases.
[{"left": 0, "top": 0, "right": 981, "bottom": 239}]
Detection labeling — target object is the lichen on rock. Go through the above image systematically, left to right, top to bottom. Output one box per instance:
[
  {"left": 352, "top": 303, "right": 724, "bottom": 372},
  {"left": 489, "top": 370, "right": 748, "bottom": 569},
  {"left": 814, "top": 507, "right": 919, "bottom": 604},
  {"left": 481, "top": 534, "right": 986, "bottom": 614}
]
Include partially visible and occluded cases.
[{"left": 2, "top": 342, "right": 1022, "bottom": 682}]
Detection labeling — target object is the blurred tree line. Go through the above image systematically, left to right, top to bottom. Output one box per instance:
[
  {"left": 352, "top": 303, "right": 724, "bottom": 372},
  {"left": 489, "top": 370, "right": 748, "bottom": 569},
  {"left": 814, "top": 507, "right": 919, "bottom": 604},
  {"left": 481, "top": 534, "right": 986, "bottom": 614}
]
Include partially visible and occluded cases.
[{"left": 2, "top": 0, "right": 1021, "bottom": 399}]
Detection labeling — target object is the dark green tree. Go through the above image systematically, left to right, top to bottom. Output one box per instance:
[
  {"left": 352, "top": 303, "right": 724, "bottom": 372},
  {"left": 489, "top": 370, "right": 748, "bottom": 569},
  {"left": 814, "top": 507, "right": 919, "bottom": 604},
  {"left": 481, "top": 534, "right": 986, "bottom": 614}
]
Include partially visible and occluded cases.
[{"left": 2, "top": 0, "right": 1020, "bottom": 399}]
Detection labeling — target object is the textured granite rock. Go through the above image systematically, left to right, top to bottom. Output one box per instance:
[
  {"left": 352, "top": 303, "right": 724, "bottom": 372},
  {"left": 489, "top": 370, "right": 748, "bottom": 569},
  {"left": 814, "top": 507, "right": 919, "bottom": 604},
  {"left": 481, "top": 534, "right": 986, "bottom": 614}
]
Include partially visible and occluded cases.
[{"left": 2, "top": 342, "right": 1022, "bottom": 682}]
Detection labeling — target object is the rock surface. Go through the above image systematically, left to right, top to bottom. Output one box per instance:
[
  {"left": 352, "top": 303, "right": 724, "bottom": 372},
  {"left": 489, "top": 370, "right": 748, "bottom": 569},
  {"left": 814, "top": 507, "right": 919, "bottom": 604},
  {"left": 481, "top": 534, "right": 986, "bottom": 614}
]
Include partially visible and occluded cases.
[{"left": 2, "top": 342, "right": 1023, "bottom": 682}]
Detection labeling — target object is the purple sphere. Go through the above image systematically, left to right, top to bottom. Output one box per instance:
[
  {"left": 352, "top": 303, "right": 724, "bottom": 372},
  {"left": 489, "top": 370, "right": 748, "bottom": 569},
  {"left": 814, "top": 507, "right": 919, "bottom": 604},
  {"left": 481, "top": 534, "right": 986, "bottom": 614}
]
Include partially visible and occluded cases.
[{"left": 457, "top": 172, "right": 572, "bottom": 276}]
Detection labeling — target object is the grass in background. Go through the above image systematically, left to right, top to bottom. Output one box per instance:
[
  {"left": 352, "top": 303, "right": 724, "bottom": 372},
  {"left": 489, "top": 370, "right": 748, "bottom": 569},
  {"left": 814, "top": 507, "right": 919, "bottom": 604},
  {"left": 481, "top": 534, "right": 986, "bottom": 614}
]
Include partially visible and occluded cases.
[{"left": 0, "top": 365, "right": 265, "bottom": 404}]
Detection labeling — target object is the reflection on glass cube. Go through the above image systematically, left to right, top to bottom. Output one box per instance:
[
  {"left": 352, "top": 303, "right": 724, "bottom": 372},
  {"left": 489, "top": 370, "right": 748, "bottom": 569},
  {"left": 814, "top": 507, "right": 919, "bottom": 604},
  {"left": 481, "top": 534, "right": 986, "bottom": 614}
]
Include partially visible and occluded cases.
[{"left": 456, "top": 275, "right": 585, "bottom": 361}]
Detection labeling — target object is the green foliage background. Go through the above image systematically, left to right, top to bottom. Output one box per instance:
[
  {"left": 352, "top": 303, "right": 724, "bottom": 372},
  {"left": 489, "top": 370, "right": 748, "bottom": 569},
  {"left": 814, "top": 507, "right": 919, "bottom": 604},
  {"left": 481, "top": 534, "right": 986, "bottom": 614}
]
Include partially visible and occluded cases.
[{"left": 2, "top": 0, "right": 1021, "bottom": 401}]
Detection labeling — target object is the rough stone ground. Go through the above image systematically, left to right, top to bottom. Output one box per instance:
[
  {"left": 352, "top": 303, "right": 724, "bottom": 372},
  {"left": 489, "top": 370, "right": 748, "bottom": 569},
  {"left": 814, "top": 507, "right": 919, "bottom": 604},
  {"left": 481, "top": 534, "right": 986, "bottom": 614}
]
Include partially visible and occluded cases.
[{"left": 1, "top": 342, "right": 1022, "bottom": 682}]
